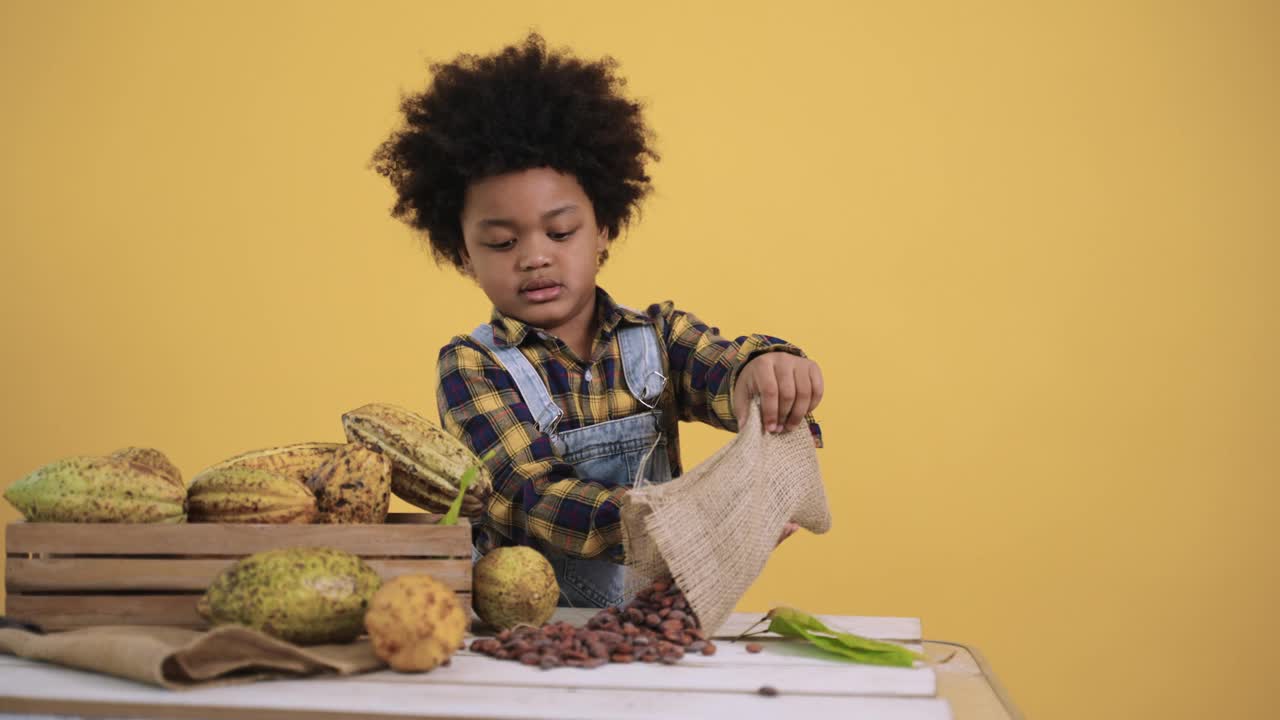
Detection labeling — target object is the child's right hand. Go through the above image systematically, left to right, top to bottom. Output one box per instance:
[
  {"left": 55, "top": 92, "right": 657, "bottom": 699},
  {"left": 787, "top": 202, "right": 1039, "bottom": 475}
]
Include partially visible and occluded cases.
[{"left": 733, "top": 352, "right": 824, "bottom": 434}]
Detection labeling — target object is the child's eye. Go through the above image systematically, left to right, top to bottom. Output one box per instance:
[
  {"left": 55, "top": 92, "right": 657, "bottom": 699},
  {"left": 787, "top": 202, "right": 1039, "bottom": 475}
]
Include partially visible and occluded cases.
[
  {"left": 548, "top": 228, "right": 577, "bottom": 241},
  {"left": 485, "top": 239, "right": 516, "bottom": 250}
]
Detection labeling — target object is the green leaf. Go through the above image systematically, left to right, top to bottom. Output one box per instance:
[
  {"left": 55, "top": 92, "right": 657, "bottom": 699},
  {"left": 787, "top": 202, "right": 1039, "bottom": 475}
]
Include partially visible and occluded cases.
[
  {"left": 439, "top": 449, "right": 496, "bottom": 526},
  {"left": 438, "top": 466, "right": 474, "bottom": 526},
  {"left": 764, "top": 606, "right": 923, "bottom": 667},
  {"left": 767, "top": 606, "right": 833, "bottom": 636},
  {"left": 798, "top": 630, "right": 918, "bottom": 667}
]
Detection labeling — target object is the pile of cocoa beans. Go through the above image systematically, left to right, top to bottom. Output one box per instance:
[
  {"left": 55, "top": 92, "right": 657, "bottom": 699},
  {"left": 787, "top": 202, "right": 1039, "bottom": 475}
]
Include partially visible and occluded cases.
[{"left": 469, "top": 578, "right": 716, "bottom": 669}]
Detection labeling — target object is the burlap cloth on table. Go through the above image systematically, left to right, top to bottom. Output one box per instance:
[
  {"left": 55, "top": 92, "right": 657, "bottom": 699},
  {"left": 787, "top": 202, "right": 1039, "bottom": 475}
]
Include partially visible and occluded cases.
[
  {"left": 621, "top": 399, "right": 832, "bottom": 634},
  {"left": 0, "top": 624, "right": 383, "bottom": 689}
]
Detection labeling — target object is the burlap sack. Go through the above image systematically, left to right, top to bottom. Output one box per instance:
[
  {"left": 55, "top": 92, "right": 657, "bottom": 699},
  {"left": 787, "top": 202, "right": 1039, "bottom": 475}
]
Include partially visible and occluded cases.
[
  {"left": 620, "top": 399, "right": 831, "bottom": 634},
  {"left": 0, "top": 624, "right": 383, "bottom": 689}
]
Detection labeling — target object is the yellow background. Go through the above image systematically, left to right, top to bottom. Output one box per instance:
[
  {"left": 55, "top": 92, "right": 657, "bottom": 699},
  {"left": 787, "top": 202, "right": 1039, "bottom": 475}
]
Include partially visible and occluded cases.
[{"left": 1, "top": 1, "right": 1276, "bottom": 717}]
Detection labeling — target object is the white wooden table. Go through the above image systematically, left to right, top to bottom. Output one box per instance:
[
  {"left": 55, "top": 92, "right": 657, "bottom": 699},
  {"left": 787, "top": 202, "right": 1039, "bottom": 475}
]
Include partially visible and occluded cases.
[{"left": 0, "top": 611, "right": 1019, "bottom": 720}]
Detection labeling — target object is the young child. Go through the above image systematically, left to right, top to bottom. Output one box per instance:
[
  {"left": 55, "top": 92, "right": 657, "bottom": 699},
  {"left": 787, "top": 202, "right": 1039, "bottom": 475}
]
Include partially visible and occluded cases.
[{"left": 373, "top": 34, "right": 824, "bottom": 608}]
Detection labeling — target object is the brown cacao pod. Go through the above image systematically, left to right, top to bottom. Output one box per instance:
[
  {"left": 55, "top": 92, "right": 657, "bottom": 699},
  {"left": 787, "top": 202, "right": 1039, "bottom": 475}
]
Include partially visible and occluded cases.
[{"left": 306, "top": 442, "right": 392, "bottom": 523}]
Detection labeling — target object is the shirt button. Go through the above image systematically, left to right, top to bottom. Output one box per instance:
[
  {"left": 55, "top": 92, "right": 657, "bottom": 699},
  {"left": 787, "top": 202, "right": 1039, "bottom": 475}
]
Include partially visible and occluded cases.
[{"left": 583, "top": 369, "right": 593, "bottom": 382}]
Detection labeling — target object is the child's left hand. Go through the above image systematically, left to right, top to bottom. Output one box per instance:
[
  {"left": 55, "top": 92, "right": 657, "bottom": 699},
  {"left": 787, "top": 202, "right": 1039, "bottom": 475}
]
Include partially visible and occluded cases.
[{"left": 733, "top": 353, "right": 824, "bottom": 434}]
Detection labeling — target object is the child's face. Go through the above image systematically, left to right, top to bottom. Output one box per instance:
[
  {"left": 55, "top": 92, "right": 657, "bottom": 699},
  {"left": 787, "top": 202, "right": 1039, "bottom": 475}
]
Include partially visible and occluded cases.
[{"left": 460, "top": 167, "right": 608, "bottom": 331}]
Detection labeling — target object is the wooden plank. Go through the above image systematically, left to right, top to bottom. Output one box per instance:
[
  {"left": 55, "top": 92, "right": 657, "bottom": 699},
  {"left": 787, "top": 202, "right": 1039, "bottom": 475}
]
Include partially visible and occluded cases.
[
  {"left": 385, "top": 513, "right": 447, "bottom": 524},
  {"left": 6, "top": 520, "right": 471, "bottom": 557},
  {"left": 6, "top": 558, "right": 471, "bottom": 592},
  {"left": 369, "top": 559, "right": 470, "bottom": 589},
  {"left": 4, "top": 593, "right": 472, "bottom": 631},
  {"left": 5, "top": 594, "right": 206, "bottom": 629},
  {"left": 381, "top": 649, "right": 936, "bottom": 697},
  {"left": 0, "top": 663, "right": 954, "bottom": 720}
]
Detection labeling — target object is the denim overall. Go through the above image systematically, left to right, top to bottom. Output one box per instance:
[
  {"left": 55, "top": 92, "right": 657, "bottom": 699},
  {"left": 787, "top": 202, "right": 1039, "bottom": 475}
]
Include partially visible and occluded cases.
[{"left": 470, "top": 321, "right": 672, "bottom": 608}]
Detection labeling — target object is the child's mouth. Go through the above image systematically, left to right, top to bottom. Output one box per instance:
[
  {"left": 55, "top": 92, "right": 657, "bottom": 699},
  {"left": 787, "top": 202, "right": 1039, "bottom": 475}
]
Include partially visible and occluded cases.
[{"left": 520, "top": 283, "right": 563, "bottom": 303}]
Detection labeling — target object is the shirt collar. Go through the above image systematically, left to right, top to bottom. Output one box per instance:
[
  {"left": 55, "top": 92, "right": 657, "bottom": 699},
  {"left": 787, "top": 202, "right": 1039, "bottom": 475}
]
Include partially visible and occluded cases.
[{"left": 487, "top": 287, "right": 652, "bottom": 348}]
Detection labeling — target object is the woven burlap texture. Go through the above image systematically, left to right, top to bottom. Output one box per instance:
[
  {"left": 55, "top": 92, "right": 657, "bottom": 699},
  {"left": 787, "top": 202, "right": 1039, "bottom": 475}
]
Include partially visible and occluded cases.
[
  {"left": 620, "top": 399, "right": 831, "bottom": 634},
  {"left": 0, "top": 624, "right": 382, "bottom": 689}
]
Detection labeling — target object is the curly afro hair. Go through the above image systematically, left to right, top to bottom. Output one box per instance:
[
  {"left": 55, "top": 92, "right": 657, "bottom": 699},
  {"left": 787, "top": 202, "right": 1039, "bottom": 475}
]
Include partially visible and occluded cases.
[{"left": 372, "top": 33, "right": 659, "bottom": 271}]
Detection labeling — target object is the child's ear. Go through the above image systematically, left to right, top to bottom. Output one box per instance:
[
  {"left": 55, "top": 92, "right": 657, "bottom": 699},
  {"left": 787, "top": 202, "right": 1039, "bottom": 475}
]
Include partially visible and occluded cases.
[{"left": 595, "top": 231, "right": 611, "bottom": 267}]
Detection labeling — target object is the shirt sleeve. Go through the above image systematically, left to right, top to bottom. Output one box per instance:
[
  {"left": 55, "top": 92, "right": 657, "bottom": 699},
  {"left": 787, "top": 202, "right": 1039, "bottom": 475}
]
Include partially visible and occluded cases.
[
  {"left": 650, "top": 303, "right": 824, "bottom": 447},
  {"left": 435, "top": 338, "right": 629, "bottom": 563}
]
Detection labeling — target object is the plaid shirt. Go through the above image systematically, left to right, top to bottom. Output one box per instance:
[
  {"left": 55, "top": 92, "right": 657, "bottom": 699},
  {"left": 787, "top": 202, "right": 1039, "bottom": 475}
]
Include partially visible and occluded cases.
[{"left": 436, "top": 288, "right": 822, "bottom": 563}]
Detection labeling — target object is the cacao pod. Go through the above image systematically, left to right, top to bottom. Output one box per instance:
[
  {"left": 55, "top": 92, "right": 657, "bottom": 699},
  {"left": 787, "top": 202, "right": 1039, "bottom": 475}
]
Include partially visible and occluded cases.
[
  {"left": 341, "top": 403, "right": 491, "bottom": 517},
  {"left": 190, "top": 442, "right": 341, "bottom": 489},
  {"left": 306, "top": 442, "right": 392, "bottom": 523},
  {"left": 109, "top": 446, "right": 183, "bottom": 489},
  {"left": 4, "top": 455, "right": 186, "bottom": 523},
  {"left": 187, "top": 466, "right": 317, "bottom": 523},
  {"left": 198, "top": 546, "right": 380, "bottom": 645},
  {"left": 365, "top": 575, "right": 467, "bottom": 671}
]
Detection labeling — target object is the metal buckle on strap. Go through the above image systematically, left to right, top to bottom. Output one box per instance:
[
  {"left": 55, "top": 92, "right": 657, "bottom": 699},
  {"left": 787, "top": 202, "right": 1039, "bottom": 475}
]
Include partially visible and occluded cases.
[
  {"left": 638, "top": 370, "right": 667, "bottom": 409},
  {"left": 542, "top": 408, "right": 566, "bottom": 455}
]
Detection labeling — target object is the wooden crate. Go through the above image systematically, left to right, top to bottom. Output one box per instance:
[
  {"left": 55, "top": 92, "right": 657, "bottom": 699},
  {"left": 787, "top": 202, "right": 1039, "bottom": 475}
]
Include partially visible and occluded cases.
[{"left": 4, "top": 513, "right": 471, "bottom": 631}]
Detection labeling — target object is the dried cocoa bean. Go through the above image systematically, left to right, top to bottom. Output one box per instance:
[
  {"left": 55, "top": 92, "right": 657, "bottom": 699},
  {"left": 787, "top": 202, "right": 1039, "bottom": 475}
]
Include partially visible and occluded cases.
[{"left": 475, "top": 576, "right": 704, "bottom": 670}]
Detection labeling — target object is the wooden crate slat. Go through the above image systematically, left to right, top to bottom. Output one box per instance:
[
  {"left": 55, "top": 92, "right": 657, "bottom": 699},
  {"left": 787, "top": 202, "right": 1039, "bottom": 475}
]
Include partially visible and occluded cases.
[
  {"left": 6, "top": 520, "right": 471, "bottom": 557},
  {"left": 7, "top": 558, "right": 471, "bottom": 592},
  {"left": 366, "top": 559, "right": 470, "bottom": 589},
  {"left": 5, "top": 592, "right": 472, "bottom": 632},
  {"left": 5, "top": 594, "right": 206, "bottom": 629}
]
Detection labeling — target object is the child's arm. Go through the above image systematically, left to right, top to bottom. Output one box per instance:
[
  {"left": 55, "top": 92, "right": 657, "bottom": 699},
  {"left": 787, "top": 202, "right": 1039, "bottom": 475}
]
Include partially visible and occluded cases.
[
  {"left": 651, "top": 302, "right": 824, "bottom": 447},
  {"left": 436, "top": 339, "right": 629, "bottom": 562}
]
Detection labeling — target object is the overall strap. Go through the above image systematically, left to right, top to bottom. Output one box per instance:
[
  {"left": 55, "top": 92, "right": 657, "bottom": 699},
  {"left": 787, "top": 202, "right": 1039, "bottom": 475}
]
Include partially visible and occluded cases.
[
  {"left": 616, "top": 322, "right": 667, "bottom": 407},
  {"left": 469, "top": 324, "right": 563, "bottom": 436}
]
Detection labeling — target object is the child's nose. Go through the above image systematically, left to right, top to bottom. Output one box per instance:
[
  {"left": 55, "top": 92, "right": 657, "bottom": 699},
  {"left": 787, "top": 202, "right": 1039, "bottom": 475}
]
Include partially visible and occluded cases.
[{"left": 517, "top": 236, "right": 553, "bottom": 270}]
